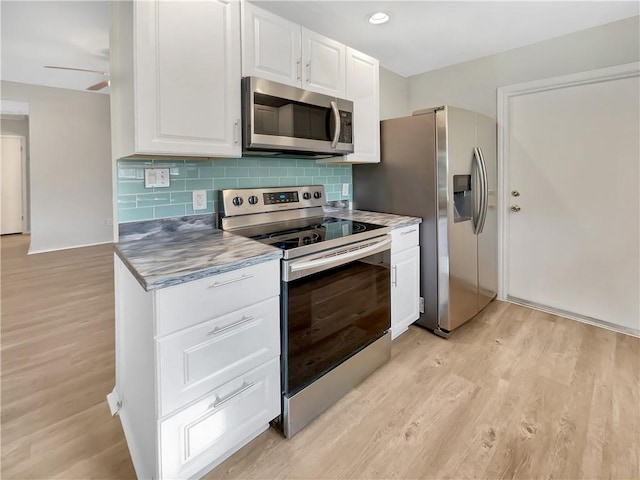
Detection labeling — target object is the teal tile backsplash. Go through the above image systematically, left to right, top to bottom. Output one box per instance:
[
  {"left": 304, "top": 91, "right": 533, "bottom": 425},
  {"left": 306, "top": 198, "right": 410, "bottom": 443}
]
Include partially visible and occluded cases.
[{"left": 117, "top": 157, "right": 352, "bottom": 224}]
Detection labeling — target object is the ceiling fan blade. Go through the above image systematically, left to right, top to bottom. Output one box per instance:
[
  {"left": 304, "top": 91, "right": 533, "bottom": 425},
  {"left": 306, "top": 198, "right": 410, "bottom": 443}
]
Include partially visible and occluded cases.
[
  {"left": 44, "top": 65, "right": 109, "bottom": 76},
  {"left": 87, "top": 80, "right": 110, "bottom": 91}
]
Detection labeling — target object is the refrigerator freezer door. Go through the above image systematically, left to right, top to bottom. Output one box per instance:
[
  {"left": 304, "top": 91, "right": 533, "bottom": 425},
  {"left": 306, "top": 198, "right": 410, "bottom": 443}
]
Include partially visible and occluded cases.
[
  {"left": 439, "top": 107, "right": 480, "bottom": 332},
  {"left": 476, "top": 113, "right": 498, "bottom": 310}
]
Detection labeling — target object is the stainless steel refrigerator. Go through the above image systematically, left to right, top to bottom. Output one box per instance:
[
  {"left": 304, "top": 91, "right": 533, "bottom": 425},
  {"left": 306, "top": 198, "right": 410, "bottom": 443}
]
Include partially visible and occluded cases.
[{"left": 353, "top": 106, "right": 497, "bottom": 337}]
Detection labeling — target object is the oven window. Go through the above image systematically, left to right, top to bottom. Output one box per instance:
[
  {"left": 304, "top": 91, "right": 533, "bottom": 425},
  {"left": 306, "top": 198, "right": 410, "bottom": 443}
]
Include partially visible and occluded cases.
[
  {"left": 253, "top": 93, "right": 334, "bottom": 141},
  {"left": 283, "top": 253, "right": 390, "bottom": 395}
]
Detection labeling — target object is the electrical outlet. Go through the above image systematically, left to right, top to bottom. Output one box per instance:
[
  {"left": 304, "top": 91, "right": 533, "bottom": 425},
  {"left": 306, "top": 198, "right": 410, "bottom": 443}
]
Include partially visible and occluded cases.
[
  {"left": 144, "top": 168, "right": 170, "bottom": 188},
  {"left": 342, "top": 183, "right": 349, "bottom": 196},
  {"left": 192, "top": 190, "right": 207, "bottom": 211}
]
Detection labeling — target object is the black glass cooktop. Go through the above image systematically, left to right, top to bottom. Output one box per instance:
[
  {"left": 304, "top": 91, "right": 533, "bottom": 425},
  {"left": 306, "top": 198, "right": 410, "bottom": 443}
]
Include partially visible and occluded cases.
[{"left": 233, "top": 216, "right": 387, "bottom": 252}]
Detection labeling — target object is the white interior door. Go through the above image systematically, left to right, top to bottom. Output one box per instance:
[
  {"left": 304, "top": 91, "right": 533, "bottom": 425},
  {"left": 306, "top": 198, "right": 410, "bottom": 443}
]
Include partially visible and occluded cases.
[
  {"left": 505, "top": 71, "right": 640, "bottom": 333},
  {"left": 1, "top": 136, "right": 24, "bottom": 234}
]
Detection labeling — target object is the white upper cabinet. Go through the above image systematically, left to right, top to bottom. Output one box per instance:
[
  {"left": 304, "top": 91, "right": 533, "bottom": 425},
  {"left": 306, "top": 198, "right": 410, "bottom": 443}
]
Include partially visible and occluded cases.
[
  {"left": 110, "top": 0, "right": 241, "bottom": 159},
  {"left": 242, "top": 2, "right": 346, "bottom": 98},
  {"left": 241, "top": 3, "right": 302, "bottom": 88},
  {"left": 301, "top": 29, "right": 346, "bottom": 98},
  {"left": 344, "top": 47, "right": 380, "bottom": 163}
]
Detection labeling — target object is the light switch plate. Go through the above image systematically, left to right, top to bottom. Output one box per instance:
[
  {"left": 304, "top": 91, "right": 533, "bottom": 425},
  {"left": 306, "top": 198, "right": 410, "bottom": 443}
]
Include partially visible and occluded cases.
[
  {"left": 144, "top": 168, "right": 171, "bottom": 188},
  {"left": 342, "top": 183, "right": 349, "bottom": 196},
  {"left": 192, "top": 190, "right": 207, "bottom": 211}
]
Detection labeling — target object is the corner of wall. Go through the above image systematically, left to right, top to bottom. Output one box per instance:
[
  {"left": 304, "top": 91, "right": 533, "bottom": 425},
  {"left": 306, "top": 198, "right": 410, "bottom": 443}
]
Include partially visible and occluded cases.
[{"left": 379, "top": 66, "right": 410, "bottom": 120}]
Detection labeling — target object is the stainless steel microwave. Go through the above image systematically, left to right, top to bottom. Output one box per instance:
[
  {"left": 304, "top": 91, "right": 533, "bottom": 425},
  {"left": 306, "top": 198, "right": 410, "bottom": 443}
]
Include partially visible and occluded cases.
[{"left": 242, "top": 77, "right": 354, "bottom": 158}]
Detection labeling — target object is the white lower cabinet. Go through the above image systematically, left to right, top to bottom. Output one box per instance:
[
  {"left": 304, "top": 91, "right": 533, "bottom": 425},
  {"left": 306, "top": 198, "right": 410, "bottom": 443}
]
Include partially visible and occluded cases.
[
  {"left": 390, "top": 226, "right": 421, "bottom": 339},
  {"left": 113, "top": 256, "right": 281, "bottom": 479},
  {"left": 157, "top": 296, "right": 280, "bottom": 416},
  {"left": 159, "top": 359, "right": 280, "bottom": 479}
]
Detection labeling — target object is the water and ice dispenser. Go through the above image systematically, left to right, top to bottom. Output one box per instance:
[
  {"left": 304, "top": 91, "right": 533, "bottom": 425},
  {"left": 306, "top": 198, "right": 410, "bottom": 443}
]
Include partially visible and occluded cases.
[{"left": 453, "top": 175, "right": 473, "bottom": 222}]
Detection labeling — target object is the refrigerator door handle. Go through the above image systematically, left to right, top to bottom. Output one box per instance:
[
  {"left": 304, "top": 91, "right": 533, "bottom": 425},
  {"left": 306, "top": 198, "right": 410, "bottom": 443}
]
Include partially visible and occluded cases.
[
  {"left": 472, "top": 147, "right": 486, "bottom": 234},
  {"left": 474, "top": 147, "right": 489, "bottom": 234}
]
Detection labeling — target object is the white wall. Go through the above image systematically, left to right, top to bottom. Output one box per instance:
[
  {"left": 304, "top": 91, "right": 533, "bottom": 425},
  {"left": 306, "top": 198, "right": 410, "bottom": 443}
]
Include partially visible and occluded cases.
[
  {"left": 407, "top": 16, "right": 640, "bottom": 119},
  {"left": 379, "top": 67, "right": 409, "bottom": 120},
  {"left": 1, "top": 82, "right": 113, "bottom": 253},
  {"left": 1, "top": 115, "right": 30, "bottom": 231}
]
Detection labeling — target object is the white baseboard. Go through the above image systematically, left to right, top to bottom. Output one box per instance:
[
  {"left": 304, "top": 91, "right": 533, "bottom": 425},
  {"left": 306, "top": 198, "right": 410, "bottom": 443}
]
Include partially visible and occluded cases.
[
  {"left": 28, "top": 239, "right": 113, "bottom": 255},
  {"left": 507, "top": 296, "right": 640, "bottom": 338}
]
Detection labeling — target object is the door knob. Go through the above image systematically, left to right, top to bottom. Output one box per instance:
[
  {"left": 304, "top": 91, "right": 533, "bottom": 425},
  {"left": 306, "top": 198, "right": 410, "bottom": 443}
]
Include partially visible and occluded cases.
[
  {"left": 511, "top": 190, "right": 520, "bottom": 197},
  {"left": 510, "top": 205, "right": 521, "bottom": 212}
]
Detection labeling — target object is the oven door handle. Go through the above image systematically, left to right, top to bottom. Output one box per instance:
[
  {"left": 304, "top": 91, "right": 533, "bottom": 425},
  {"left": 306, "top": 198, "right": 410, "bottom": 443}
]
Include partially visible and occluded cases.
[{"left": 286, "top": 237, "right": 391, "bottom": 280}]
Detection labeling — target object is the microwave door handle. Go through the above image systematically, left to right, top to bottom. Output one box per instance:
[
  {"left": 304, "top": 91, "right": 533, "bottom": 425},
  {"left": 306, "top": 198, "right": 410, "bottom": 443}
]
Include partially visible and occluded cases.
[{"left": 330, "top": 101, "right": 341, "bottom": 149}]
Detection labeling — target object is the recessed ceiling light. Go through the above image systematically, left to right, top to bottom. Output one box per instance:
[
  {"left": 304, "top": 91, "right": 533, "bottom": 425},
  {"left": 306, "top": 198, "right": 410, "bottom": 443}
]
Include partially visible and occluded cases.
[{"left": 368, "top": 11, "right": 390, "bottom": 25}]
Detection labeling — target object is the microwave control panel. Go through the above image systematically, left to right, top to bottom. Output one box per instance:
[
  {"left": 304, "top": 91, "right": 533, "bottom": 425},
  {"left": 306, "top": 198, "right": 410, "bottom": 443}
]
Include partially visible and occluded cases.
[{"left": 339, "top": 111, "right": 352, "bottom": 144}]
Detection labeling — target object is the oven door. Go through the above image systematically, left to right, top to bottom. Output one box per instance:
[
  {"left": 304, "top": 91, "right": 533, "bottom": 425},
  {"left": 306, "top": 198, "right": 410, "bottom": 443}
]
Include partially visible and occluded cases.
[
  {"left": 242, "top": 77, "right": 354, "bottom": 155},
  {"left": 281, "top": 235, "right": 391, "bottom": 396}
]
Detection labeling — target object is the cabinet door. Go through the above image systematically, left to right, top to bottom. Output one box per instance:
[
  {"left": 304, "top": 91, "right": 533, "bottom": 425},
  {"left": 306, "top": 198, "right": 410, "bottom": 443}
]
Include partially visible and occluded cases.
[
  {"left": 134, "top": 0, "right": 241, "bottom": 157},
  {"left": 242, "top": 2, "right": 302, "bottom": 87},
  {"left": 301, "top": 29, "right": 346, "bottom": 97},
  {"left": 345, "top": 47, "right": 380, "bottom": 163},
  {"left": 391, "top": 246, "right": 420, "bottom": 339}
]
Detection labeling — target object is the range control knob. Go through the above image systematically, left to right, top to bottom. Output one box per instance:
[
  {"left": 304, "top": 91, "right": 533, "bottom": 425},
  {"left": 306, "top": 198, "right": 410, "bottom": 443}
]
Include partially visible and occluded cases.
[
  {"left": 313, "top": 191, "right": 322, "bottom": 199},
  {"left": 303, "top": 192, "right": 311, "bottom": 200},
  {"left": 248, "top": 195, "right": 259, "bottom": 205},
  {"left": 232, "top": 196, "right": 243, "bottom": 206}
]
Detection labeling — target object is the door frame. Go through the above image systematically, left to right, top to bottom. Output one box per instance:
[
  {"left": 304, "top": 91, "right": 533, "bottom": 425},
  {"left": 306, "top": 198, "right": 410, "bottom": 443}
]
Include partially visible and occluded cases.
[
  {"left": 496, "top": 61, "right": 640, "bottom": 301},
  {"left": 1, "top": 134, "right": 29, "bottom": 233}
]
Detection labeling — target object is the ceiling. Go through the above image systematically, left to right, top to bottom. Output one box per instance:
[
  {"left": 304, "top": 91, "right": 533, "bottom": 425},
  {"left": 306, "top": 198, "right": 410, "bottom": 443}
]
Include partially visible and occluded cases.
[
  {"left": 0, "top": 1, "right": 638, "bottom": 94},
  {"left": 1, "top": 1, "right": 110, "bottom": 93},
  {"left": 253, "top": 1, "right": 640, "bottom": 77}
]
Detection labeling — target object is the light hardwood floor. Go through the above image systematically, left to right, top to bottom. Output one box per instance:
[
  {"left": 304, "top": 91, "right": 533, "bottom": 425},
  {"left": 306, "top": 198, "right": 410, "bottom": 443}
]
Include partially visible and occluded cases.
[
  {"left": 1, "top": 234, "right": 136, "bottom": 479},
  {"left": 2, "top": 234, "right": 638, "bottom": 479}
]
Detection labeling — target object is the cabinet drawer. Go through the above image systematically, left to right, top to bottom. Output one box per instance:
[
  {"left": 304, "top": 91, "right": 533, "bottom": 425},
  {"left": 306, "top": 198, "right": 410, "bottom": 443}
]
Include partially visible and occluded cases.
[
  {"left": 391, "top": 225, "right": 420, "bottom": 253},
  {"left": 154, "top": 260, "right": 279, "bottom": 336},
  {"left": 157, "top": 296, "right": 280, "bottom": 416},
  {"left": 159, "top": 359, "right": 281, "bottom": 479}
]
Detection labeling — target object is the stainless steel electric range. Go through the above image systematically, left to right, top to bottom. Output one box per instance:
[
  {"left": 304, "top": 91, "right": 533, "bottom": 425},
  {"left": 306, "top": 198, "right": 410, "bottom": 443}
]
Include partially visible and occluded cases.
[{"left": 219, "top": 185, "right": 392, "bottom": 437}]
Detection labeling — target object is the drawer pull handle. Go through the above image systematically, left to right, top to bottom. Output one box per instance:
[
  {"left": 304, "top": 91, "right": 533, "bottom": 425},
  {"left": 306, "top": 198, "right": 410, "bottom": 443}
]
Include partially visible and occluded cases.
[
  {"left": 400, "top": 229, "right": 417, "bottom": 235},
  {"left": 392, "top": 265, "right": 398, "bottom": 287},
  {"left": 207, "top": 274, "right": 253, "bottom": 289},
  {"left": 207, "top": 315, "right": 254, "bottom": 336},
  {"left": 209, "top": 381, "right": 255, "bottom": 410}
]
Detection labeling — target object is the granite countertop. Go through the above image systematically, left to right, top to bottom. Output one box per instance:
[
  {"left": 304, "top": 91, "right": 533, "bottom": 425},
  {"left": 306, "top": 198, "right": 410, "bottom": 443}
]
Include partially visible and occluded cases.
[
  {"left": 116, "top": 208, "right": 420, "bottom": 291},
  {"left": 325, "top": 208, "right": 422, "bottom": 229},
  {"left": 115, "top": 216, "right": 282, "bottom": 291}
]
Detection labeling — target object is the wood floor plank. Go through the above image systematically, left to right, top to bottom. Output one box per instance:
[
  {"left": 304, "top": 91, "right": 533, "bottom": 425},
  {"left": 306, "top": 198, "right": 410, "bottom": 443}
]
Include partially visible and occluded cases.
[{"left": 2, "top": 233, "right": 638, "bottom": 480}]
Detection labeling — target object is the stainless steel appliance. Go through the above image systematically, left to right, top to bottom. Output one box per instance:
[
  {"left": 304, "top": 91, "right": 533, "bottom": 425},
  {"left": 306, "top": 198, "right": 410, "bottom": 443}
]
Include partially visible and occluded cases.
[
  {"left": 242, "top": 77, "right": 354, "bottom": 158},
  {"left": 354, "top": 106, "right": 497, "bottom": 337},
  {"left": 219, "top": 186, "right": 391, "bottom": 437}
]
